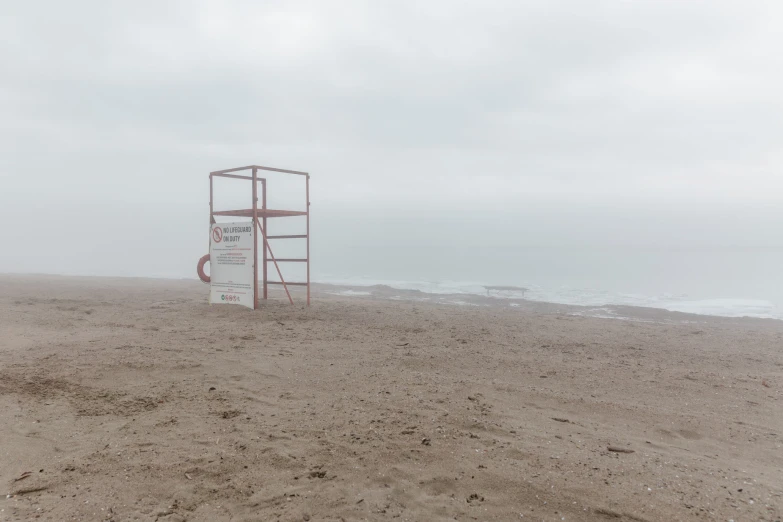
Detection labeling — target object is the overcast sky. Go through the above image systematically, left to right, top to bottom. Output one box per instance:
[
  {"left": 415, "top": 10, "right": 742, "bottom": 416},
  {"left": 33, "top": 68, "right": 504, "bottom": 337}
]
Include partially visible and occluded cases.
[{"left": 1, "top": 1, "right": 782, "bottom": 281}]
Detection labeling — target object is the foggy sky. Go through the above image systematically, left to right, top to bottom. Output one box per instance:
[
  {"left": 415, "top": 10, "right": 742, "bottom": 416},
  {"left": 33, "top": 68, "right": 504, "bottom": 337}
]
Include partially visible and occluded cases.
[{"left": 1, "top": 1, "right": 782, "bottom": 280}]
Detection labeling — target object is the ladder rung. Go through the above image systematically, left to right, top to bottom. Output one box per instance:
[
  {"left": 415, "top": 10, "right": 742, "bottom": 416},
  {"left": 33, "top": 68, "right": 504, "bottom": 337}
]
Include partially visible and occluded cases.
[
  {"left": 266, "top": 234, "right": 307, "bottom": 239},
  {"left": 267, "top": 258, "right": 307, "bottom": 262},
  {"left": 266, "top": 281, "right": 308, "bottom": 286}
]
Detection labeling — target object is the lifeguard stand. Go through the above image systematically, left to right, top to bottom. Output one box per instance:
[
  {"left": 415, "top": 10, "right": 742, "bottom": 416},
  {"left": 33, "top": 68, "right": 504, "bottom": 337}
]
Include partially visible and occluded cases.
[{"left": 203, "top": 165, "right": 310, "bottom": 307}]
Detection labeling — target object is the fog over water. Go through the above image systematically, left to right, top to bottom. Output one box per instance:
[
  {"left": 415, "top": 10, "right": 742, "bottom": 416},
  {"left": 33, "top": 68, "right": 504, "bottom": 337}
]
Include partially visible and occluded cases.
[{"left": 1, "top": 2, "right": 781, "bottom": 318}]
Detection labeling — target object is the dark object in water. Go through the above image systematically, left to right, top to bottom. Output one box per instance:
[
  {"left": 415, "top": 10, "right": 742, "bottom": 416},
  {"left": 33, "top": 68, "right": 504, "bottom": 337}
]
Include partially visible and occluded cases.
[{"left": 484, "top": 285, "right": 527, "bottom": 297}]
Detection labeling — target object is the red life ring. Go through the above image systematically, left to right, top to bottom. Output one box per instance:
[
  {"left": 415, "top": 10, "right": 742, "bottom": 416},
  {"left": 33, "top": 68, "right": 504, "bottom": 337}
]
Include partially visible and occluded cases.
[{"left": 197, "top": 254, "right": 210, "bottom": 283}]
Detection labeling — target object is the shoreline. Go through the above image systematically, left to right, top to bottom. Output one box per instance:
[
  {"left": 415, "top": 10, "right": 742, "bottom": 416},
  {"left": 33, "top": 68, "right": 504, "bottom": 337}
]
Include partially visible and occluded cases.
[{"left": 2, "top": 272, "right": 781, "bottom": 323}]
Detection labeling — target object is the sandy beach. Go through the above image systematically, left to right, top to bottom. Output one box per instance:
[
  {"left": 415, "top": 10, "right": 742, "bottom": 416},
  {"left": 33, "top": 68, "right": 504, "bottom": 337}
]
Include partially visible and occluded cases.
[{"left": 1, "top": 274, "right": 781, "bottom": 521}]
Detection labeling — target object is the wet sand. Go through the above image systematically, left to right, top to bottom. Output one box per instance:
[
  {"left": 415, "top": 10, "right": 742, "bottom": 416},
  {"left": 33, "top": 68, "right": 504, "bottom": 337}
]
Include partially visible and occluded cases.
[{"left": 1, "top": 274, "right": 781, "bottom": 521}]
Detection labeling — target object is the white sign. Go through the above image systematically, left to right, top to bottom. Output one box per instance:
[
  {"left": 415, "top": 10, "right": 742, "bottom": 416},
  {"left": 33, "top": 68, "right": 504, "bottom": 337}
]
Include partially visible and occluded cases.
[{"left": 209, "top": 221, "right": 255, "bottom": 309}]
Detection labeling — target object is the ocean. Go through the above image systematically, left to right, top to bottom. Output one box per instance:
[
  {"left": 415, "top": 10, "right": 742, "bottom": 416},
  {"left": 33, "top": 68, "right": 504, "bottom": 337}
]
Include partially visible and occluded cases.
[{"left": 315, "top": 247, "right": 783, "bottom": 320}]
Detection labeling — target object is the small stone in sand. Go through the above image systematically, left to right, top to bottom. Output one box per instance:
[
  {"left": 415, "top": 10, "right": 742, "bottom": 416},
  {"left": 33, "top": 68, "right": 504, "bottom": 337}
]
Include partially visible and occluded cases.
[{"left": 607, "top": 446, "right": 634, "bottom": 453}]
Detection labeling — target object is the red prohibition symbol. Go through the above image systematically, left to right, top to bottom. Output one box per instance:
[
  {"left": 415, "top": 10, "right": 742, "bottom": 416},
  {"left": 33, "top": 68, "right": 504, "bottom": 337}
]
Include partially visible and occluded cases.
[{"left": 212, "top": 227, "right": 223, "bottom": 243}]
